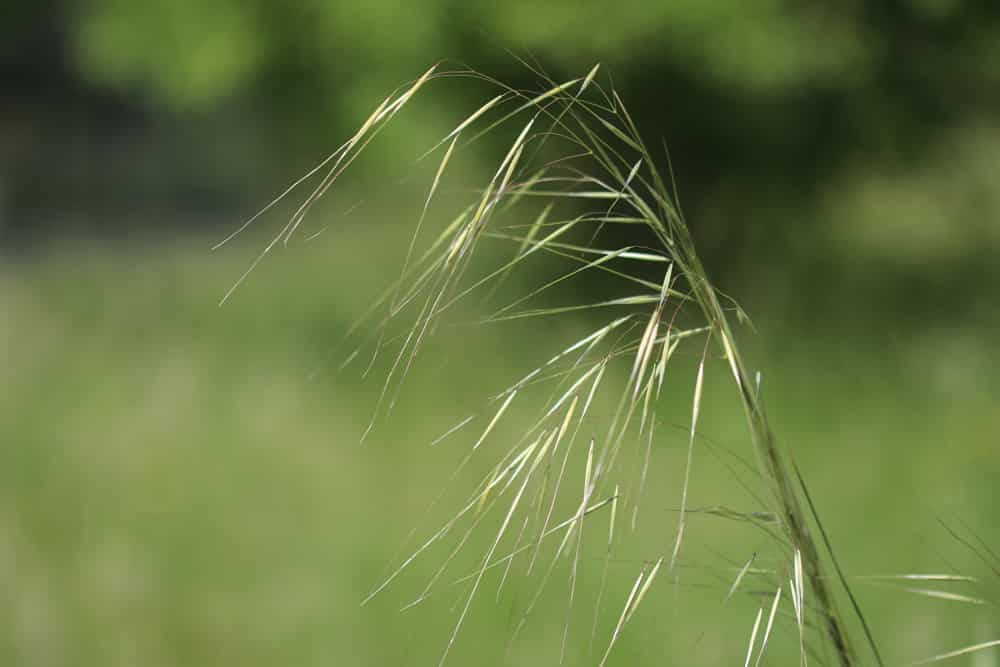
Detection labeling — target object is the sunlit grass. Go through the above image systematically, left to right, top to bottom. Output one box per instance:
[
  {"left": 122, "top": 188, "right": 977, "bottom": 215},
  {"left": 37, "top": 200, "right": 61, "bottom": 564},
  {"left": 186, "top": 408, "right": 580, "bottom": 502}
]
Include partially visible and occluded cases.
[{"left": 213, "top": 64, "right": 999, "bottom": 665}]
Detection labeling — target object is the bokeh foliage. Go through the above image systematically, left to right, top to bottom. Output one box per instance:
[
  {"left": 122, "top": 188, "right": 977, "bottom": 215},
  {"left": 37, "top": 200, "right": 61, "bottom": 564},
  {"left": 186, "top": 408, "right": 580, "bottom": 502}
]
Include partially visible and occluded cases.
[{"left": 4, "top": 0, "right": 998, "bottom": 299}]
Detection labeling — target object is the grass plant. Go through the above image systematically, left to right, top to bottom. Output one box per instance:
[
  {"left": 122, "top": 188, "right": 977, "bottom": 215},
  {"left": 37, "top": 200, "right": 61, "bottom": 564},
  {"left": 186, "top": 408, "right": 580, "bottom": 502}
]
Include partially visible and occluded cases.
[{"left": 223, "top": 63, "right": 997, "bottom": 666}]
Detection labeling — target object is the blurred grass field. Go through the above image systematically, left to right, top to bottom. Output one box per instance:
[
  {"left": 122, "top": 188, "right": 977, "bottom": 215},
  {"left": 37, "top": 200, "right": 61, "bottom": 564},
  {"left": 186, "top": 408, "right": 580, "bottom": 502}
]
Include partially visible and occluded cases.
[{"left": 1, "top": 224, "right": 997, "bottom": 666}]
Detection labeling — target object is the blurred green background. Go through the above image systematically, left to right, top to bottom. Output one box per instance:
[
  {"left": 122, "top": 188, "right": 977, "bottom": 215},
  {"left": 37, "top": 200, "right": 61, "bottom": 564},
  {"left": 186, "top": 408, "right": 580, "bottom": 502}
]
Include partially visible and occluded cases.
[{"left": 2, "top": 2, "right": 998, "bottom": 665}]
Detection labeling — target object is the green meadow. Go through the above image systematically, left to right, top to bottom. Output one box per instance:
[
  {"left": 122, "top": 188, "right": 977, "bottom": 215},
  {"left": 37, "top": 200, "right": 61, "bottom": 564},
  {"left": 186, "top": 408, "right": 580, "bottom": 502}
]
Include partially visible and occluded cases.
[{"left": 2, "top": 224, "right": 996, "bottom": 666}]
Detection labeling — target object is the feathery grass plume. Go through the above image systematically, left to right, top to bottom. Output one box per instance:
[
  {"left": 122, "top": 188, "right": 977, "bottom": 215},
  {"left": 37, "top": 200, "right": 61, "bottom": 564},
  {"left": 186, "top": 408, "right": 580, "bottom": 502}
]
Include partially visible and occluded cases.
[{"left": 231, "top": 64, "right": 887, "bottom": 665}]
